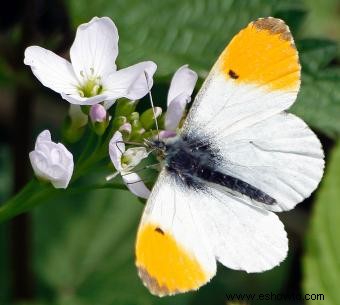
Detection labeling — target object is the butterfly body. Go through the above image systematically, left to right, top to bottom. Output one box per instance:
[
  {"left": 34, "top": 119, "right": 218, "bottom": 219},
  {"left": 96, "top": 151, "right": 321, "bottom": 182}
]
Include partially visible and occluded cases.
[{"left": 150, "top": 135, "right": 276, "bottom": 204}]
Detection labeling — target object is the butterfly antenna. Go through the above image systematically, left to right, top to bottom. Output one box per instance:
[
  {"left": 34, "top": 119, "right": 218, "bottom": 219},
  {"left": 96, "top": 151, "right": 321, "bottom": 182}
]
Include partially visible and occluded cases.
[{"left": 144, "top": 71, "right": 160, "bottom": 141}]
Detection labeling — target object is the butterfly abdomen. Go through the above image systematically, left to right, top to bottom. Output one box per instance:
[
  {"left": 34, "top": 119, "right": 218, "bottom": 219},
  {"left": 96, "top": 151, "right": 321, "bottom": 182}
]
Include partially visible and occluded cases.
[
  {"left": 164, "top": 135, "right": 276, "bottom": 205},
  {"left": 196, "top": 167, "right": 276, "bottom": 205}
]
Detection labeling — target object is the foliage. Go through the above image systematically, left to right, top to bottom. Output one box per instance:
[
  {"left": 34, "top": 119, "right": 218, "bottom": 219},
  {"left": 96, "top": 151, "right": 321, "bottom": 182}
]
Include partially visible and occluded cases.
[{"left": 303, "top": 144, "right": 340, "bottom": 305}]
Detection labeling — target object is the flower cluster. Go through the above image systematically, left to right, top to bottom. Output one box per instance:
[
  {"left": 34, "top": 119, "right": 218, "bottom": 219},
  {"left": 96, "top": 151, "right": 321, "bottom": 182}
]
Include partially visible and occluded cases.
[{"left": 26, "top": 16, "right": 197, "bottom": 198}]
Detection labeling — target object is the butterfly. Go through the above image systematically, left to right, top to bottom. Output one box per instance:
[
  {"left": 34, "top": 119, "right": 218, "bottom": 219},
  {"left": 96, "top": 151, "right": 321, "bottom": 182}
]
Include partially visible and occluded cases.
[{"left": 135, "top": 17, "right": 325, "bottom": 296}]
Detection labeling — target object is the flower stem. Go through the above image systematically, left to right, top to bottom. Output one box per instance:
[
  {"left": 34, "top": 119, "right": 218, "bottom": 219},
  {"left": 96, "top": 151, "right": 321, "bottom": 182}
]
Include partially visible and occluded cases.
[{"left": 0, "top": 180, "right": 61, "bottom": 223}]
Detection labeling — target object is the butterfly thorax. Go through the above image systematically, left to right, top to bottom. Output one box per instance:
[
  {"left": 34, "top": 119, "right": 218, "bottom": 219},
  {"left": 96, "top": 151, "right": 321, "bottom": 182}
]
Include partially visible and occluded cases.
[{"left": 149, "top": 134, "right": 276, "bottom": 205}]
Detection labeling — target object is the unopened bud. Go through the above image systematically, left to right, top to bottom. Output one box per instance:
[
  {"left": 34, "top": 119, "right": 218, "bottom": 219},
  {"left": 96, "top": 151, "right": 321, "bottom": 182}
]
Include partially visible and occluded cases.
[
  {"left": 115, "top": 99, "right": 137, "bottom": 117},
  {"left": 90, "top": 104, "right": 107, "bottom": 123},
  {"left": 140, "top": 107, "right": 162, "bottom": 130},
  {"left": 128, "top": 112, "right": 139, "bottom": 122},
  {"left": 112, "top": 116, "right": 127, "bottom": 130},
  {"left": 130, "top": 119, "right": 145, "bottom": 141},
  {"left": 119, "top": 123, "right": 132, "bottom": 140}
]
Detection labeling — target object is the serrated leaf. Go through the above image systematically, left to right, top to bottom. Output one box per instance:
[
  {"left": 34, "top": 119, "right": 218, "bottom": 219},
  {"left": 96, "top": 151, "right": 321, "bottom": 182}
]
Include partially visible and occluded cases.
[
  {"left": 67, "top": 0, "right": 300, "bottom": 77},
  {"left": 303, "top": 143, "right": 340, "bottom": 305}
]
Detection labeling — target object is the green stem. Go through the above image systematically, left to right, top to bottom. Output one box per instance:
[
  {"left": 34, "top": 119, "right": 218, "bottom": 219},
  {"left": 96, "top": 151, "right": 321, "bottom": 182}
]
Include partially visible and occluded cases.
[
  {"left": 0, "top": 177, "right": 126, "bottom": 224},
  {"left": 0, "top": 180, "right": 60, "bottom": 223}
]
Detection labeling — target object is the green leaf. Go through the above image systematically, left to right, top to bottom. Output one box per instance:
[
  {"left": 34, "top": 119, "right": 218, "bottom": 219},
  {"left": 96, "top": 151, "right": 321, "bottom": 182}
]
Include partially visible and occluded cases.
[
  {"left": 67, "top": 0, "right": 300, "bottom": 77},
  {"left": 302, "top": 0, "right": 340, "bottom": 58},
  {"left": 274, "top": 8, "right": 307, "bottom": 35},
  {"left": 297, "top": 39, "right": 338, "bottom": 73},
  {"left": 291, "top": 68, "right": 340, "bottom": 138},
  {"left": 303, "top": 143, "right": 340, "bottom": 305}
]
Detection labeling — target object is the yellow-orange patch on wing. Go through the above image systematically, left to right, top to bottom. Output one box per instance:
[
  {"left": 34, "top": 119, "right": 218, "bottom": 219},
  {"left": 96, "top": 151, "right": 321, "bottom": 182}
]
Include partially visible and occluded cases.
[
  {"left": 219, "top": 17, "right": 300, "bottom": 91},
  {"left": 135, "top": 223, "right": 209, "bottom": 296}
]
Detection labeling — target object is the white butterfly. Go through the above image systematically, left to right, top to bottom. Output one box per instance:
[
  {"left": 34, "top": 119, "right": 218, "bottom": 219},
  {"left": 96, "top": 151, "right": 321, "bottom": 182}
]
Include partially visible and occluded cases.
[{"left": 135, "top": 17, "right": 325, "bottom": 296}]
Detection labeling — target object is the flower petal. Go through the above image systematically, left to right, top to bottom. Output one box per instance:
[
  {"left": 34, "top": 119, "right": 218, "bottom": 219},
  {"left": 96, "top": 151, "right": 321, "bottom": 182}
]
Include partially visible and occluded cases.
[
  {"left": 70, "top": 17, "right": 119, "bottom": 81},
  {"left": 24, "top": 46, "right": 79, "bottom": 94},
  {"left": 104, "top": 61, "right": 157, "bottom": 100},
  {"left": 167, "top": 65, "right": 198, "bottom": 105},
  {"left": 164, "top": 92, "right": 188, "bottom": 131},
  {"left": 61, "top": 93, "right": 108, "bottom": 105},
  {"left": 103, "top": 100, "right": 116, "bottom": 110},
  {"left": 36, "top": 129, "right": 51, "bottom": 145},
  {"left": 159, "top": 130, "right": 177, "bottom": 139},
  {"left": 109, "top": 131, "right": 125, "bottom": 172},
  {"left": 123, "top": 147, "right": 148, "bottom": 172},
  {"left": 122, "top": 172, "right": 150, "bottom": 199}
]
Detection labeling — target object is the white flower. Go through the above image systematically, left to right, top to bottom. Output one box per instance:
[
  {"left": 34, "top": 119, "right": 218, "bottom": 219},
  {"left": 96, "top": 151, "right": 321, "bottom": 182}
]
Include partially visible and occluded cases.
[
  {"left": 24, "top": 16, "right": 157, "bottom": 106},
  {"left": 163, "top": 65, "right": 198, "bottom": 134},
  {"left": 29, "top": 130, "right": 74, "bottom": 188},
  {"left": 109, "top": 131, "right": 150, "bottom": 199}
]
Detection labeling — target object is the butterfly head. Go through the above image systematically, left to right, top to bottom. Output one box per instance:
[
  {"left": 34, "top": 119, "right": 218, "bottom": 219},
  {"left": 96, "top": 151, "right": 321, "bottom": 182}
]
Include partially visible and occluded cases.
[{"left": 144, "top": 138, "right": 167, "bottom": 160}]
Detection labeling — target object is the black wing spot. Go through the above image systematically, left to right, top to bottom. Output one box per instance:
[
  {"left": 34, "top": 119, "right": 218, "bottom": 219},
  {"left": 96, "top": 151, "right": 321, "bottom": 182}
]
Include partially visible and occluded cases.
[
  {"left": 228, "top": 69, "right": 239, "bottom": 79},
  {"left": 155, "top": 227, "right": 165, "bottom": 235}
]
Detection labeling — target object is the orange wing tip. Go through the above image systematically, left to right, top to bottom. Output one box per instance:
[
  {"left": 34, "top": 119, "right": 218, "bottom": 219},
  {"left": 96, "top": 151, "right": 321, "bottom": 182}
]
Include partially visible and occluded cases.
[
  {"left": 219, "top": 17, "right": 300, "bottom": 91},
  {"left": 252, "top": 17, "right": 295, "bottom": 45},
  {"left": 135, "top": 223, "right": 212, "bottom": 296},
  {"left": 137, "top": 266, "right": 211, "bottom": 297}
]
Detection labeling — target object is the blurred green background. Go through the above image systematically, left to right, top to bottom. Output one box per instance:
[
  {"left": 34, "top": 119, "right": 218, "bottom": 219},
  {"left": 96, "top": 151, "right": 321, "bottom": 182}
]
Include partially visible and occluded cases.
[{"left": 0, "top": 0, "right": 340, "bottom": 304}]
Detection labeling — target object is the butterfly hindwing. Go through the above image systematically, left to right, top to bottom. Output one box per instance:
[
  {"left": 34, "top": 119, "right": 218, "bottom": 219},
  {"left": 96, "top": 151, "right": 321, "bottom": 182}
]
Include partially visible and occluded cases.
[
  {"left": 211, "top": 112, "right": 324, "bottom": 211},
  {"left": 135, "top": 172, "right": 216, "bottom": 296},
  {"left": 194, "top": 184, "right": 288, "bottom": 272}
]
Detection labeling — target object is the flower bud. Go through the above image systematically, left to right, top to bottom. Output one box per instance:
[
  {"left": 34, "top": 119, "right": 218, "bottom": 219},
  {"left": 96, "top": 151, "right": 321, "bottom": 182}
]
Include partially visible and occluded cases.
[
  {"left": 115, "top": 99, "right": 138, "bottom": 117},
  {"left": 89, "top": 104, "right": 107, "bottom": 123},
  {"left": 89, "top": 104, "right": 109, "bottom": 135},
  {"left": 140, "top": 107, "right": 162, "bottom": 130},
  {"left": 128, "top": 112, "right": 139, "bottom": 122},
  {"left": 112, "top": 116, "right": 127, "bottom": 130},
  {"left": 130, "top": 118, "right": 145, "bottom": 141},
  {"left": 119, "top": 123, "right": 132, "bottom": 140},
  {"left": 29, "top": 130, "right": 74, "bottom": 188}
]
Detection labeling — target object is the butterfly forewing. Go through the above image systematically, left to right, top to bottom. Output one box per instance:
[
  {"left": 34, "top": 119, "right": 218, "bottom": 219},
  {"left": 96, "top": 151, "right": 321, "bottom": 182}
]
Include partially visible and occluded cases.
[{"left": 184, "top": 17, "right": 300, "bottom": 135}]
